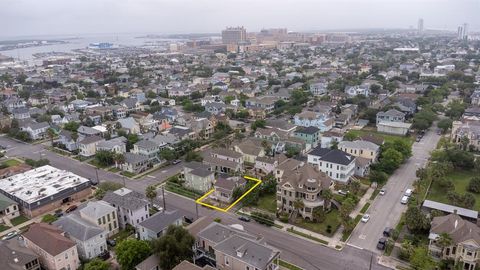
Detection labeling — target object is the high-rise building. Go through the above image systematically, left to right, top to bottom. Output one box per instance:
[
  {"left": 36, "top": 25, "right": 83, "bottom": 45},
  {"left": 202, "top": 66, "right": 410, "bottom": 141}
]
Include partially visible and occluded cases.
[
  {"left": 418, "top": 18, "right": 424, "bottom": 33},
  {"left": 458, "top": 23, "right": 469, "bottom": 40},
  {"left": 221, "top": 27, "right": 247, "bottom": 45}
]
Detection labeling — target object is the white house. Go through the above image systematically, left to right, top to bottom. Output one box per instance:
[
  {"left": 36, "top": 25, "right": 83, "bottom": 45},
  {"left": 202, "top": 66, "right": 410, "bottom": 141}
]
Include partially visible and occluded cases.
[
  {"left": 307, "top": 146, "right": 355, "bottom": 183},
  {"left": 102, "top": 188, "right": 150, "bottom": 229}
]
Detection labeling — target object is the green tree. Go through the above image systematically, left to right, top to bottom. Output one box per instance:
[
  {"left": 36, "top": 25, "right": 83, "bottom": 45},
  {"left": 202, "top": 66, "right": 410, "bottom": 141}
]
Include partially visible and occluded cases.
[
  {"left": 445, "top": 100, "right": 466, "bottom": 120},
  {"left": 437, "top": 118, "right": 453, "bottom": 133},
  {"left": 251, "top": 120, "right": 266, "bottom": 131},
  {"left": 64, "top": 121, "right": 80, "bottom": 132},
  {"left": 47, "top": 128, "right": 56, "bottom": 146},
  {"left": 159, "top": 148, "right": 177, "bottom": 162},
  {"left": 378, "top": 148, "right": 404, "bottom": 173},
  {"left": 95, "top": 150, "right": 116, "bottom": 167},
  {"left": 185, "top": 151, "right": 203, "bottom": 162},
  {"left": 468, "top": 177, "right": 480, "bottom": 193},
  {"left": 348, "top": 181, "right": 361, "bottom": 195},
  {"left": 145, "top": 185, "right": 157, "bottom": 205},
  {"left": 322, "top": 189, "right": 333, "bottom": 210},
  {"left": 339, "top": 197, "right": 356, "bottom": 220},
  {"left": 405, "top": 206, "right": 430, "bottom": 233},
  {"left": 312, "top": 207, "right": 326, "bottom": 222},
  {"left": 152, "top": 225, "right": 195, "bottom": 270},
  {"left": 437, "top": 232, "right": 453, "bottom": 251},
  {"left": 115, "top": 239, "right": 151, "bottom": 270},
  {"left": 410, "top": 247, "right": 436, "bottom": 270},
  {"left": 84, "top": 259, "right": 110, "bottom": 270}
]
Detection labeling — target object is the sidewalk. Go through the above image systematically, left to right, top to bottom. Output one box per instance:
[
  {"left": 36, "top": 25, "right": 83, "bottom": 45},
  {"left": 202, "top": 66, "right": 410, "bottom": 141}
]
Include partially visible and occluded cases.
[
  {"left": 350, "top": 186, "right": 374, "bottom": 219},
  {"left": 378, "top": 255, "right": 409, "bottom": 269}
]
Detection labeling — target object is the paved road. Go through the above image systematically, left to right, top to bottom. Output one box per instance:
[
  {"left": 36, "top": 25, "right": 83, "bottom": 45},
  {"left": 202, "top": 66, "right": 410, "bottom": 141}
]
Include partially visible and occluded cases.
[
  {"left": 348, "top": 126, "right": 441, "bottom": 252},
  {"left": 0, "top": 136, "right": 181, "bottom": 193},
  {"left": 159, "top": 190, "right": 390, "bottom": 270}
]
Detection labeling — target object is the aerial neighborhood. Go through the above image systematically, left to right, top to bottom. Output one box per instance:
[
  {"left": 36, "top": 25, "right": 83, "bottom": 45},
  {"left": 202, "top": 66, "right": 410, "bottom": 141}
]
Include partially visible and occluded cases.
[{"left": 0, "top": 21, "right": 480, "bottom": 270}]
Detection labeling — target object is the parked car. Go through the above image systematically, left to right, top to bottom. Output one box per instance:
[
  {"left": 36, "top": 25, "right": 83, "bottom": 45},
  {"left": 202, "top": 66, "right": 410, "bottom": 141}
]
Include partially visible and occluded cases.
[
  {"left": 172, "top": 159, "right": 182, "bottom": 165},
  {"left": 89, "top": 178, "right": 99, "bottom": 186},
  {"left": 379, "top": 188, "right": 386, "bottom": 196},
  {"left": 404, "top": 189, "right": 413, "bottom": 197},
  {"left": 338, "top": 190, "right": 349, "bottom": 196},
  {"left": 401, "top": 196, "right": 409, "bottom": 204},
  {"left": 65, "top": 205, "right": 78, "bottom": 213},
  {"left": 54, "top": 212, "right": 64, "bottom": 218},
  {"left": 361, "top": 214, "right": 370, "bottom": 223},
  {"left": 184, "top": 216, "right": 194, "bottom": 224},
  {"left": 238, "top": 216, "right": 251, "bottom": 222},
  {"left": 383, "top": 227, "right": 392, "bottom": 237},
  {"left": 1, "top": 231, "right": 18, "bottom": 241},
  {"left": 377, "top": 237, "right": 387, "bottom": 250},
  {"left": 106, "top": 239, "right": 116, "bottom": 247},
  {"left": 98, "top": 250, "right": 111, "bottom": 260}
]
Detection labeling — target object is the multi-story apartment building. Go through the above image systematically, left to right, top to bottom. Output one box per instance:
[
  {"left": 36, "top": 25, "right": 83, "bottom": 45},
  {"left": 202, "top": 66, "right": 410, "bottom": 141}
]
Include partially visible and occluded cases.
[
  {"left": 221, "top": 27, "right": 247, "bottom": 44},
  {"left": 307, "top": 146, "right": 356, "bottom": 183}
]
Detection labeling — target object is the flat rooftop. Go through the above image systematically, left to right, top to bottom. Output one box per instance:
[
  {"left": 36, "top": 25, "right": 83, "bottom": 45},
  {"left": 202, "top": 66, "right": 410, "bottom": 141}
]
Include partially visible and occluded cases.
[{"left": 0, "top": 165, "right": 90, "bottom": 204}]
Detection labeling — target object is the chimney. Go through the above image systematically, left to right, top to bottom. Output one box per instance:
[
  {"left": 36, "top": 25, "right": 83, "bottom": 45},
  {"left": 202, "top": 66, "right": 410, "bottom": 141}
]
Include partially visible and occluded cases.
[{"left": 453, "top": 209, "right": 458, "bottom": 215}]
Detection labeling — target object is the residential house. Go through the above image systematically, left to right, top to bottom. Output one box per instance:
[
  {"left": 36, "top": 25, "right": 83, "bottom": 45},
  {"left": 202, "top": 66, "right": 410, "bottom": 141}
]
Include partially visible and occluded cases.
[
  {"left": 309, "top": 81, "right": 328, "bottom": 96},
  {"left": 345, "top": 85, "right": 370, "bottom": 97},
  {"left": 471, "top": 90, "right": 480, "bottom": 106},
  {"left": 245, "top": 96, "right": 277, "bottom": 114},
  {"left": 205, "top": 102, "right": 227, "bottom": 115},
  {"left": 12, "top": 107, "right": 30, "bottom": 120},
  {"left": 376, "top": 109, "right": 406, "bottom": 124},
  {"left": 376, "top": 109, "right": 411, "bottom": 135},
  {"left": 294, "top": 110, "right": 334, "bottom": 132},
  {"left": 117, "top": 117, "right": 141, "bottom": 134},
  {"left": 190, "top": 118, "right": 214, "bottom": 140},
  {"left": 19, "top": 121, "right": 49, "bottom": 140},
  {"left": 451, "top": 121, "right": 480, "bottom": 151},
  {"left": 77, "top": 126, "right": 102, "bottom": 137},
  {"left": 294, "top": 126, "right": 320, "bottom": 149},
  {"left": 320, "top": 129, "right": 344, "bottom": 148},
  {"left": 57, "top": 130, "right": 80, "bottom": 151},
  {"left": 78, "top": 136, "right": 105, "bottom": 157},
  {"left": 96, "top": 136, "right": 127, "bottom": 154},
  {"left": 233, "top": 139, "right": 265, "bottom": 164},
  {"left": 132, "top": 140, "right": 163, "bottom": 164},
  {"left": 338, "top": 140, "right": 380, "bottom": 162},
  {"left": 307, "top": 146, "right": 356, "bottom": 183},
  {"left": 202, "top": 148, "right": 243, "bottom": 174},
  {"left": 122, "top": 153, "right": 150, "bottom": 174},
  {"left": 274, "top": 155, "right": 303, "bottom": 181},
  {"left": 254, "top": 156, "right": 279, "bottom": 175},
  {"left": 182, "top": 162, "right": 215, "bottom": 193},
  {"left": 277, "top": 164, "right": 332, "bottom": 219},
  {"left": 212, "top": 176, "right": 246, "bottom": 203},
  {"left": 102, "top": 188, "right": 150, "bottom": 229},
  {"left": 0, "top": 193, "right": 20, "bottom": 221},
  {"left": 79, "top": 201, "right": 119, "bottom": 237},
  {"left": 137, "top": 210, "right": 184, "bottom": 241},
  {"left": 428, "top": 213, "right": 480, "bottom": 270},
  {"left": 53, "top": 214, "right": 107, "bottom": 260},
  {"left": 23, "top": 223, "right": 79, "bottom": 270},
  {"left": 0, "top": 238, "right": 40, "bottom": 270}
]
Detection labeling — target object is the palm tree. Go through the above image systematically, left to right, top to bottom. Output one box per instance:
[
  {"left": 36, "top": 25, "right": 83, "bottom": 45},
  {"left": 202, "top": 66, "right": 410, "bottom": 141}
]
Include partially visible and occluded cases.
[
  {"left": 145, "top": 185, "right": 157, "bottom": 206},
  {"left": 322, "top": 189, "right": 333, "bottom": 210},
  {"left": 291, "top": 199, "right": 305, "bottom": 220},
  {"left": 437, "top": 233, "right": 453, "bottom": 254}
]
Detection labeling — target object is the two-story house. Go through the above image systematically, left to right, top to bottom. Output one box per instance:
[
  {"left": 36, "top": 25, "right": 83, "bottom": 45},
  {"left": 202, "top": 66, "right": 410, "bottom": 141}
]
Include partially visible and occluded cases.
[
  {"left": 376, "top": 109, "right": 411, "bottom": 135},
  {"left": 294, "top": 110, "right": 334, "bottom": 132},
  {"left": 19, "top": 121, "right": 49, "bottom": 140},
  {"left": 294, "top": 126, "right": 321, "bottom": 150},
  {"left": 78, "top": 135, "right": 105, "bottom": 157},
  {"left": 96, "top": 136, "right": 127, "bottom": 154},
  {"left": 233, "top": 139, "right": 265, "bottom": 164},
  {"left": 132, "top": 140, "right": 163, "bottom": 164},
  {"left": 338, "top": 140, "right": 380, "bottom": 162},
  {"left": 307, "top": 146, "right": 356, "bottom": 183},
  {"left": 202, "top": 148, "right": 243, "bottom": 174},
  {"left": 182, "top": 162, "right": 215, "bottom": 193},
  {"left": 102, "top": 188, "right": 150, "bottom": 229},
  {"left": 0, "top": 193, "right": 20, "bottom": 221},
  {"left": 79, "top": 201, "right": 119, "bottom": 237},
  {"left": 429, "top": 213, "right": 480, "bottom": 270},
  {"left": 53, "top": 214, "right": 107, "bottom": 260},
  {"left": 23, "top": 223, "right": 80, "bottom": 270},
  {"left": 0, "top": 238, "right": 40, "bottom": 270}
]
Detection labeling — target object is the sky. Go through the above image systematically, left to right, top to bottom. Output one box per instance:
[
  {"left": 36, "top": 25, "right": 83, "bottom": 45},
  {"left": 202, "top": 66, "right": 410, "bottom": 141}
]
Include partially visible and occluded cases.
[{"left": 1, "top": 0, "right": 479, "bottom": 38}]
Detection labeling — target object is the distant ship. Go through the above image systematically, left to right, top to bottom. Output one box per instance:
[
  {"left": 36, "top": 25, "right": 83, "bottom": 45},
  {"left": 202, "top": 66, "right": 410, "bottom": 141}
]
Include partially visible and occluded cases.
[{"left": 88, "top": 42, "right": 118, "bottom": 49}]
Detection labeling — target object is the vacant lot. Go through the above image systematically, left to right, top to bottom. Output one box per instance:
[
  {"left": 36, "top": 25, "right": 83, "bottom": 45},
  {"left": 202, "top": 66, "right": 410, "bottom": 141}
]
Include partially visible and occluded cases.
[{"left": 427, "top": 170, "right": 480, "bottom": 210}]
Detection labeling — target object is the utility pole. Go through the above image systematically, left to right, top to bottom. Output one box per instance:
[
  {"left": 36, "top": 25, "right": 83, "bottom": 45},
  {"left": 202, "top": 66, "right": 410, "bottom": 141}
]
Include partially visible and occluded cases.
[
  {"left": 95, "top": 168, "right": 99, "bottom": 184},
  {"left": 122, "top": 176, "right": 126, "bottom": 187},
  {"left": 162, "top": 186, "right": 166, "bottom": 211},
  {"left": 195, "top": 203, "right": 199, "bottom": 219}
]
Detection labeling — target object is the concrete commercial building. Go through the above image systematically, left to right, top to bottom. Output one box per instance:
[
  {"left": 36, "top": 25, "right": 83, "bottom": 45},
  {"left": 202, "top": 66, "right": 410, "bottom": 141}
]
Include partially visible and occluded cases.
[
  {"left": 222, "top": 27, "right": 247, "bottom": 45},
  {"left": 0, "top": 166, "right": 91, "bottom": 218}
]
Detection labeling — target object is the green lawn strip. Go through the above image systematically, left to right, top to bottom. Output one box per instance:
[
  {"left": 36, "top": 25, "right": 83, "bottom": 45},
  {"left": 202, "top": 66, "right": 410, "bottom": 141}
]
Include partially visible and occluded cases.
[
  {"left": 345, "top": 129, "right": 413, "bottom": 146},
  {"left": 2, "top": 159, "right": 21, "bottom": 167},
  {"left": 87, "top": 160, "right": 110, "bottom": 169},
  {"left": 108, "top": 167, "right": 121, "bottom": 173},
  {"left": 426, "top": 169, "right": 480, "bottom": 210},
  {"left": 120, "top": 171, "right": 136, "bottom": 178},
  {"left": 165, "top": 182, "right": 202, "bottom": 200},
  {"left": 370, "top": 189, "right": 380, "bottom": 200},
  {"left": 360, "top": 202, "right": 371, "bottom": 214},
  {"left": 293, "top": 209, "right": 341, "bottom": 237},
  {"left": 395, "top": 213, "right": 406, "bottom": 233},
  {"left": 341, "top": 214, "right": 362, "bottom": 242},
  {"left": 10, "top": 215, "right": 29, "bottom": 226},
  {"left": 0, "top": 224, "right": 10, "bottom": 232},
  {"left": 286, "top": 227, "right": 329, "bottom": 245},
  {"left": 278, "top": 260, "right": 304, "bottom": 270}
]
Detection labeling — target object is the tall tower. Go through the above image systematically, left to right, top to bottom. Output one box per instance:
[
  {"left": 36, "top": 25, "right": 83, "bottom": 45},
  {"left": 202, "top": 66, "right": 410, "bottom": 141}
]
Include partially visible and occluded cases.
[
  {"left": 417, "top": 18, "right": 424, "bottom": 33},
  {"left": 221, "top": 27, "right": 247, "bottom": 45}
]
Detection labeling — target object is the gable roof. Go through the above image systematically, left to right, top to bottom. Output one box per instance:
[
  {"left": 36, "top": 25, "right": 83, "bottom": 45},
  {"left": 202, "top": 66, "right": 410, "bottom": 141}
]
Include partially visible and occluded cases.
[
  {"left": 309, "top": 146, "right": 355, "bottom": 166},
  {"left": 102, "top": 188, "right": 149, "bottom": 211},
  {"left": 138, "top": 210, "right": 184, "bottom": 233},
  {"left": 431, "top": 213, "right": 480, "bottom": 244},
  {"left": 53, "top": 214, "right": 104, "bottom": 241},
  {"left": 23, "top": 223, "right": 76, "bottom": 256}
]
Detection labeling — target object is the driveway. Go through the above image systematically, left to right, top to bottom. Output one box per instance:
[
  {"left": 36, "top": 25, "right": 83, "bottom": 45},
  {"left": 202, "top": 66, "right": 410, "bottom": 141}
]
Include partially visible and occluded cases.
[{"left": 348, "top": 126, "right": 441, "bottom": 252}]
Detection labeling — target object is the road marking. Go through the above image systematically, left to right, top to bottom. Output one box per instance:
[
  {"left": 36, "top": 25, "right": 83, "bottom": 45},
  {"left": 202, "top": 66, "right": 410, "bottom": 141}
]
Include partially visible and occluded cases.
[
  {"left": 161, "top": 170, "right": 167, "bottom": 173},
  {"left": 147, "top": 175, "right": 156, "bottom": 179},
  {"left": 359, "top": 234, "right": 366, "bottom": 240}
]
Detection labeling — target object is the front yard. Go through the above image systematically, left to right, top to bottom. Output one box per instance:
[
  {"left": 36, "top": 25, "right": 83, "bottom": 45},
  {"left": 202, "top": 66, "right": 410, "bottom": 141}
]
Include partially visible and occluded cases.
[
  {"left": 345, "top": 129, "right": 414, "bottom": 147},
  {"left": 2, "top": 159, "right": 22, "bottom": 167},
  {"left": 427, "top": 169, "right": 480, "bottom": 210},
  {"left": 256, "top": 193, "right": 277, "bottom": 213},
  {"left": 293, "top": 209, "right": 341, "bottom": 237},
  {"left": 10, "top": 215, "right": 29, "bottom": 226}
]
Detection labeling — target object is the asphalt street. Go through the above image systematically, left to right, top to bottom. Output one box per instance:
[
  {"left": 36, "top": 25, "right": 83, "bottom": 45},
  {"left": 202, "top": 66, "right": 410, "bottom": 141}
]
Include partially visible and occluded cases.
[{"left": 348, "top": 126, "right": 441, "bottom": 252}]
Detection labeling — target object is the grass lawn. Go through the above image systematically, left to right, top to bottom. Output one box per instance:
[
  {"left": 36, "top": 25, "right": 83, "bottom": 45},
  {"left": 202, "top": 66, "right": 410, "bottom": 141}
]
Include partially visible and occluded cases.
[
  {"left": 345, "top": 129, "right": 413, "bottom": 146},
  {"left": 2, "top": 159, "right": 21, "bottom": 167},
  {"left": 88, "top": 160, "right": 109, "bottom": 169},
  {"left": 108, "top": 167, "right": 121, "bottom": 173},
  {"left": 426, "top": 170, "right": 480, "bottom": 210},
  {"left": 120, "top": 171, "right": 136, "bottom": 178},
  {"left": 256, "top": 193, "right": 277, "bottom": 213},
  {"left": 294, "top": 209, "right": 341, "bottom": 237},
  {"left": 10, "top": 215, "right": 29, "bottom": 226},
  {"left": 0, "top": 224, "right": 10, "bottom": 232},
  {"left": 110, "top": 227, "right": 134, "bottom": 243},
  {"left": 286, "top": 227, "right": 329, "bottom": 245},
  {"left": 279, "top": 260, "right": 303, "bottom": 270}
]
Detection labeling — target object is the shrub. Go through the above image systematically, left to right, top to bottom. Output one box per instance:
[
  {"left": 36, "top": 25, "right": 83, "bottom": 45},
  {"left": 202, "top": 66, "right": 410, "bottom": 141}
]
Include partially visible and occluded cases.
[{"left": 468, "top": 177, "right": 480, "bottom": 193}]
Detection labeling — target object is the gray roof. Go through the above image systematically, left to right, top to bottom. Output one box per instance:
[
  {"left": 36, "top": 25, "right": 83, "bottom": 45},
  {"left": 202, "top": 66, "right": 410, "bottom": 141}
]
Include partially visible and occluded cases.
[
  {"left": 377, "top": 109, "right": 405, "bottom": 118},
  {"left": 78, "top": 125, "right": 101, "bottom": 135},
  {"left": 79, "top": 135, "right": 104, "bottom": 145},
  {"left": 96, "top": 137, "right": 126, "bottom": 149},
  {"left": 134, "top": 139, "right": 158, "bottom": 150},
  {"left": 338, "top": 140, "right": 380, "bottom": 152},
  {"left": 309, "top": 146, "right": 355, "bottom": 166},
  {"left": 124, "top": 152, "right": 149, "bottom": 164},
  {"left": 103, "top": 188, "right": 149, "bottom": 211},
  {"left": 0, "top": 193, "right": 17, "bottom": 212},
  {"left": 423, "top": 200, "right": 478, "bottom": 219},
  {"left": 80, "top": 201, "right": 116, "bottom": 219},
  {"left": 138, "top": 210, "right": 184, "bottom": 233},
  {"left": 53, "top": 214, "right": 105, "bottom": 241},
  {"left": 197, "top": 222, "right": 258, "bottom": 245},
  {"left": 214, "top": 235, "right": 279, "bottom": 270},
  {"left": 0, "top": 238, "right": 39, "bottom": 270},
  {"left": 136, "top": 254, "right": 160, "bottom": 270}
]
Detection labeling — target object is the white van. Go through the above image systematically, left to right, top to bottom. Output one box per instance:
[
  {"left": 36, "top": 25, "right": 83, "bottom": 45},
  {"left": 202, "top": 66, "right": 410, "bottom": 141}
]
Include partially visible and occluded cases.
[
  {"left": 405, "top": 189, "right": 413, "bottom": 197},
  {"left": 401, "top": 196, "right": 409, "bottom": 204}
]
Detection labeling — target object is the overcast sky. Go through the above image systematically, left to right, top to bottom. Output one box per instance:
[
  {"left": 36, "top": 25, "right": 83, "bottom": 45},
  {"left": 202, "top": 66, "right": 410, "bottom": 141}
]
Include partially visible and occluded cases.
[{"left": 1, "top": 0, "right": 479, "bottom": 38}]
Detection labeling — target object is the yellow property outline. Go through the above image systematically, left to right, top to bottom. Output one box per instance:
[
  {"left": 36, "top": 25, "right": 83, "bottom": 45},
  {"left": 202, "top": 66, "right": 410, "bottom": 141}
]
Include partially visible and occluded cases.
[{"left": 195, "top": 175, "right": 262, "bottom": 212}]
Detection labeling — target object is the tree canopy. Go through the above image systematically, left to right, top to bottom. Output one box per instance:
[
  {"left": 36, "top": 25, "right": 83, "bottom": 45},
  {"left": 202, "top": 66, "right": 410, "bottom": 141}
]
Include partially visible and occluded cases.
[{"left": 152, "top": 225, "right": 195, "bottom": 270}]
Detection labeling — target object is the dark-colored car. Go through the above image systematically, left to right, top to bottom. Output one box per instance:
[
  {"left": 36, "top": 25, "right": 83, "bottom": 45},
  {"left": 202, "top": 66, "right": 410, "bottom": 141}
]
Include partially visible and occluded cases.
[
  {"left": 89, "top": 178, "right": 99, "bottom": 186},
  {"left": 65, "top": 205, "right": 78, "bottom": 213},
  {"left": 54, "top": 212, "right": 64, "bottom": 218},
  {"left": 184, "top": 216, "right": 194, "bottom": 224},
  {"left": 238, "top": 216, "right": 251, "bottom": 222},
  {"left": 383, "top": 227, "right": 392, "bottom": 237},
  {"left": 377, "top": 238, "right": 387, "bottom": 250},
  {"left": 107, "top": 239, "right": 116, "bottom": 247},
  {"left": 98, "top": 251, "right": 111, "bottom": 260}
]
